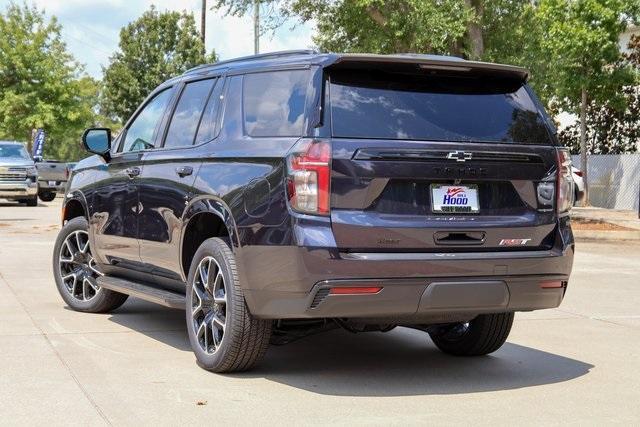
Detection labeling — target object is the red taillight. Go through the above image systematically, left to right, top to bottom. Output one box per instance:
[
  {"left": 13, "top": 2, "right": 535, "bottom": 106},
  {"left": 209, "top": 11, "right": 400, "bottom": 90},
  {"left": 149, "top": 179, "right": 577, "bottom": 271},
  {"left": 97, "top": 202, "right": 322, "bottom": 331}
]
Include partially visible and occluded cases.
[
  {"left": 286, "top": 139, "right": 331, "bottom": 215},
  {"left": 556, "top": 148, "right": 574, "bottom": 213},
  {"left": 540, "top": 280, "right": 564, "bottom": 289},
  {"left": 329, "top": 286, "right": 383, "bottom": 295}
]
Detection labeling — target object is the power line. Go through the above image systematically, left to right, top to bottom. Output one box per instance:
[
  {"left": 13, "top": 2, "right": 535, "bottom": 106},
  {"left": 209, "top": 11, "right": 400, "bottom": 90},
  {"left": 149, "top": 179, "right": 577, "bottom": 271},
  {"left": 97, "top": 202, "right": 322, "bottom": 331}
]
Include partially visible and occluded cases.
[
  {"left": 68, "top": 21, "right": 119, "bottom": 46},
  {"left": 63, "top": 32, "right": 113, "bottom": 57}
]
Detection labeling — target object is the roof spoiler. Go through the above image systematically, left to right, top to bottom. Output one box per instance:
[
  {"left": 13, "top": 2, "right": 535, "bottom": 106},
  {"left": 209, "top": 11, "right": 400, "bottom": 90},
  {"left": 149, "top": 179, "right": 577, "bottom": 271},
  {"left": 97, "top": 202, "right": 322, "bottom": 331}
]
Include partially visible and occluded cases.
[{"left": 326, "top": 53, "right": 529, "bottom": 81}]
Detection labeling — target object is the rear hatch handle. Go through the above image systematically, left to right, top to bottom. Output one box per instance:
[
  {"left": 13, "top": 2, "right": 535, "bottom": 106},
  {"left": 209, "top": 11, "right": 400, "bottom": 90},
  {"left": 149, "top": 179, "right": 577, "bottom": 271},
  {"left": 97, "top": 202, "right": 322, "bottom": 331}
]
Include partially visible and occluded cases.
[{"left": 434, "top": 231, "right": 486, "bottom": 246}]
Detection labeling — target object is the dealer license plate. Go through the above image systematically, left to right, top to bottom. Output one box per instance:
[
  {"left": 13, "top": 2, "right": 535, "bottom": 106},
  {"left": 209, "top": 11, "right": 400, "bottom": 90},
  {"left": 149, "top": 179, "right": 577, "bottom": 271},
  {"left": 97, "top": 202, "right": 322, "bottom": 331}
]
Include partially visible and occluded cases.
[{"left": 431, "top": 184, "right": 479, "bottom": 213}]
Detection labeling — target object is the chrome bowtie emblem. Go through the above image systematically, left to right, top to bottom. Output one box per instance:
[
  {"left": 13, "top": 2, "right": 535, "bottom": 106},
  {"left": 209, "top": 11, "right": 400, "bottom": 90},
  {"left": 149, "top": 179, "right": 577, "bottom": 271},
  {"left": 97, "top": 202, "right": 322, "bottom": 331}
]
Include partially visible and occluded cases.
[{"left": 446, "top": 151, "right": 473, "bottom": 162}]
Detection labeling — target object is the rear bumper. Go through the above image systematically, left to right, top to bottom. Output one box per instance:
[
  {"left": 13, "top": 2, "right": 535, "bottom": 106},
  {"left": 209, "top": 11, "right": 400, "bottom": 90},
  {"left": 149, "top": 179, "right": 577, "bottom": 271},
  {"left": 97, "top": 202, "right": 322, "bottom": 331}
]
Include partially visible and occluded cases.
[
  {"left": 37, "top": 180, "right": 66, "bottom": 191},
  {"left": 0, "top": 181, "right": 38, "bottom": 198},
  {"left": 238, "top": 224, "right": 575, "bottom": 320},
  {"left": 246, "top": 275, "right": 568, "bottom": 320}
]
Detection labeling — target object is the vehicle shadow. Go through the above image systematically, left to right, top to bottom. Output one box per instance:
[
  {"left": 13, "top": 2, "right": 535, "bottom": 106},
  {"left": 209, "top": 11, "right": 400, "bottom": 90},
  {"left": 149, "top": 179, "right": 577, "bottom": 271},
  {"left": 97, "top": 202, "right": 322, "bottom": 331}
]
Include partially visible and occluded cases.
[
  {"left": 0, "top": 201, "right": 51, "bottom": 208},
  {"left": 109, "top": 298, "right": 593, "bottom": 397},
  {"left": 107, "top": 299, "right": 191, "bottom": 352},
  {"left": 245, "top": 328, "right": 594, "bottom": 396}
]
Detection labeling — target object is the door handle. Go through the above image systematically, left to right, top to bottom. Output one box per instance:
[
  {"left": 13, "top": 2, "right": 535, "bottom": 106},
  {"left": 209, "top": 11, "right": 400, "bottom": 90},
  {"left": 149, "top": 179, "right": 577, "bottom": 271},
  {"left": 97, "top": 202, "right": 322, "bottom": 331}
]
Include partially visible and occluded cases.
[
  {"left": 175, "top": 166, "right": 193, "bottom": 178},
  {"left": 125, "top": 167, "right": 141, "bottom": 178}
]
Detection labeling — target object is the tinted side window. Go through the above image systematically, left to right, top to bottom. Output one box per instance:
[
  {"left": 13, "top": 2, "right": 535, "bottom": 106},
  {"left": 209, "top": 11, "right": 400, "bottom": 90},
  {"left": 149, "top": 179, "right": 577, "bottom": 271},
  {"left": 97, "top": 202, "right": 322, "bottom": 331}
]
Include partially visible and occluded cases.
[
  {"left": 243, "top": 70, "right": 309, "bottom": 137},
  {"left": 195, "top": 78, "right": 224, "bottom": 144},
  {"left": 164, "top": 79, "right": 215, "bottom": 149},
  {"left": 121, "top": 89, "right": 173, "bottom": 153}
]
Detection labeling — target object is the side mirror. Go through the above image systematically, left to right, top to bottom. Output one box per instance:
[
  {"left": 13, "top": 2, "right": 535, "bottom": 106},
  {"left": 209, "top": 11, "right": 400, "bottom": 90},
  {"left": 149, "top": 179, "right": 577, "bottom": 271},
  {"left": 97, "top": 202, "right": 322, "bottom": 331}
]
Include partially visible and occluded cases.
[{"left": 82, "top": 128, "right": 111, "bottom": 161}]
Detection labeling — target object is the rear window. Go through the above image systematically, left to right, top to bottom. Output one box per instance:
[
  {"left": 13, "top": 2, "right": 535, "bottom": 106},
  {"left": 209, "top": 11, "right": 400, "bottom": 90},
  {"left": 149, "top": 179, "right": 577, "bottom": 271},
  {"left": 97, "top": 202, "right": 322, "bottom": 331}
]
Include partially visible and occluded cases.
[
  {"left": 243, "top": 70, "right": 309, "bottom": 137},
  {"left": 329, "top": 70, "right": 552, "bottom": 144}
]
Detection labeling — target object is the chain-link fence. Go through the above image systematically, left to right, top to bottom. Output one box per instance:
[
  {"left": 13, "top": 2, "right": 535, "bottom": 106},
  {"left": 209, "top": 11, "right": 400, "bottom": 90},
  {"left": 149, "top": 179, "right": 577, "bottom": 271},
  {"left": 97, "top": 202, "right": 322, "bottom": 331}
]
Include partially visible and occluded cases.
[{"left": 572, "top": 154, "right": 640, "bottom": 211}]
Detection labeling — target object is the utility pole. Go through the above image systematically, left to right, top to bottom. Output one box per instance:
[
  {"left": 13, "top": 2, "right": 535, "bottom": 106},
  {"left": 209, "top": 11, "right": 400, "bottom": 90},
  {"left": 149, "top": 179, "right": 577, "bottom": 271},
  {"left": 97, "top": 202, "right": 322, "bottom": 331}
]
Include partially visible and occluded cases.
[
  {"left": 201, "top": 0, "right": 206, "bottom": 56},
  {"left": 253, "top": 0, "right": 260, "bottom": 54}
]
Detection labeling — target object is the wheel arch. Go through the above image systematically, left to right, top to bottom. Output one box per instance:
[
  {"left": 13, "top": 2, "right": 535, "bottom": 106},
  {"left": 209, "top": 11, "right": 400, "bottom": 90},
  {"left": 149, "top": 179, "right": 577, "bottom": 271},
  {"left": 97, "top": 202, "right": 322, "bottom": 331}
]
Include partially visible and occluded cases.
[
  {"left": 62, "top": 192, "right": 89, "bottom": 224},
  {"left": 180, "top": 196, "right": 240, "bottom": 281}
]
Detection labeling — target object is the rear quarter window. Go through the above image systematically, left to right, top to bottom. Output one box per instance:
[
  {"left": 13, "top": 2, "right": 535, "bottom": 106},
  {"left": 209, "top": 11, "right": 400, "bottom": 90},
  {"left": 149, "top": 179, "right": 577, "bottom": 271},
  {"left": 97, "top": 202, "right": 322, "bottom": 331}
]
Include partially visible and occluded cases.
[{"left": 243, "top": 70, "right": 310, "bottom": 137}]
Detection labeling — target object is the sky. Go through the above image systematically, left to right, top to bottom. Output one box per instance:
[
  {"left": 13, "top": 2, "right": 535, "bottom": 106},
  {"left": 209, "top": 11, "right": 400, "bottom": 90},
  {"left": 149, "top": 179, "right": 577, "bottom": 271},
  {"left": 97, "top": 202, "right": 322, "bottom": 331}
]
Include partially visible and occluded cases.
[{"left": 0, "top": 0, "right": 315, "bottom": 78}]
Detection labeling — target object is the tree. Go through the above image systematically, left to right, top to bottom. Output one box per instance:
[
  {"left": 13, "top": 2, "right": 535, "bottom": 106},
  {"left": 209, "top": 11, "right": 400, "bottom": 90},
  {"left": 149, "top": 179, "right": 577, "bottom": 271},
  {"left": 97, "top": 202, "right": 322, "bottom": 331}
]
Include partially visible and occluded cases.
[
  {"left": 212, "top": 0, "right": 476, "bottom": 55},
  {"left": 291, "top": 0, "right": 471, "bottom": 55},
  {"left": 535, "top": 0, "right": 637, "bottom": 204},
  {"left": 0, "top": 2, "right": 95, "bottom": 160},
  {"left": 102, "top": 6, "right": 217, "bottom": 123},
  {"left": 558, "top": 34, "right": 640, "bottom": 155}
]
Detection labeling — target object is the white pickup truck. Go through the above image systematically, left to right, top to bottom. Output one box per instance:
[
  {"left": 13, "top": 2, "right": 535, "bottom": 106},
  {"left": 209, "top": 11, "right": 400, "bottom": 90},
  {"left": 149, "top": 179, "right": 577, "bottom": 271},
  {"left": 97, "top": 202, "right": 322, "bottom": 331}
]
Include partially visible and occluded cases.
[{"left": 0, "top": 141, "right": 39, "bottom": 206}]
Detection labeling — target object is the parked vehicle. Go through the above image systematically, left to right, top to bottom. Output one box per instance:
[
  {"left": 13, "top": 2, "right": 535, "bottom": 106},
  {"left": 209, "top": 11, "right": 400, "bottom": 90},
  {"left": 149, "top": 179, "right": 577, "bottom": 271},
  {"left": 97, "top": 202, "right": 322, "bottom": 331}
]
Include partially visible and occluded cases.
[
  {"left": 53, "top": 51, "right": 576, "bottom": 372},
  {"left": 0, "top": 141, "right": 38, "bottom": 206},
  {"left": 35, "top": 159, "right": 68, "bottom": 201},
  {"left": 572, "top": 166, "right": 585, "bottom": 205}
]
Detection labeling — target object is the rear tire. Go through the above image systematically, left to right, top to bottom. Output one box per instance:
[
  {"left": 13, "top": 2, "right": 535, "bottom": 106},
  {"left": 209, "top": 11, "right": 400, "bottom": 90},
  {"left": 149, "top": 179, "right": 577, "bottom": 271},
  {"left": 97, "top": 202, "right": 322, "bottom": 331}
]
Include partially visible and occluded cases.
[
  {"left": 39, "top": 192, "right": 56, "bottom": 202},
  {"left": 53, "top": 217, "right": 128, "bottom": 313},
  {"left": 186, "top": 238, "right": 272, "bottom": 373},
  {"left": 429, "top": 312, "right": 514, "bottom": 356}
]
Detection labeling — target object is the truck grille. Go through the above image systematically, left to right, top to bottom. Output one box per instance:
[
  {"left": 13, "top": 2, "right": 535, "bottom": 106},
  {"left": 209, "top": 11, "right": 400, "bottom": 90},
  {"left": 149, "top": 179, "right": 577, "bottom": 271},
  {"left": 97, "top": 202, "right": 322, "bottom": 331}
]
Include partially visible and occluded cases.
[{"left": 0, "top": 167, "right": 27, "bottom": 182}]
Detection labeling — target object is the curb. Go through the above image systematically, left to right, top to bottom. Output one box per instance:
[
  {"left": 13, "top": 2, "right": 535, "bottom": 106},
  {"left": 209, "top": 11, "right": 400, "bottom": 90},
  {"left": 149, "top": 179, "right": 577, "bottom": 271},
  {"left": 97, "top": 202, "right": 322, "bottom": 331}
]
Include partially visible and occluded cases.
[{"left": 573, "top": 229, "right": 640, "bottom": 242}]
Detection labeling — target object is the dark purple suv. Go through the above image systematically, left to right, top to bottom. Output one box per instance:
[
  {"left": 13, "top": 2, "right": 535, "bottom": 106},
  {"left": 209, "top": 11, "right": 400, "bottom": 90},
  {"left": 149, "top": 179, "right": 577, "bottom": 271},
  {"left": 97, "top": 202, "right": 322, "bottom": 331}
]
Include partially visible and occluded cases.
[{"left": 53, "top": 51, "right": 575, "bottom": 372}]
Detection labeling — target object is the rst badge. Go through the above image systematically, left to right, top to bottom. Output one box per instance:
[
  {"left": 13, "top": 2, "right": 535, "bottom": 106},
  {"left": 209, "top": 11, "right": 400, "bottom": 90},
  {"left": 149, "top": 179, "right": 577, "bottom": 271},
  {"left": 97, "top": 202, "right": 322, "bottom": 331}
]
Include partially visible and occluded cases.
[
  {"left": 431, "top": 184, "right": 479, "bottom": 213},
  {"left": 499, "top": 238, "right": 532, "bottom": 246}
]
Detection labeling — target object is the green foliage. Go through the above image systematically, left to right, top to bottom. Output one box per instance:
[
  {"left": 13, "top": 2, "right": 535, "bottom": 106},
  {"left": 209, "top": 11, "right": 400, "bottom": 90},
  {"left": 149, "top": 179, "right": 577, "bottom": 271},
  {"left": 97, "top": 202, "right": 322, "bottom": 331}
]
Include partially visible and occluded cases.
[
  {"left": 289, "top": 0, "right": 471, "bottom": 54},
  {"left": 536, "top": 0, "right": 636, "bottom": 112},
  {"left": 481, "top": 1, "right": 547, "bottom": 91},
  {"left": 0, "top": 2, "right": 95, "bottom": 161},
  {"left": 102, "top": 6, "right": 217, "bottom": 123},
  {"left": 559, "top": 35, "right": 640, "bottom": 154}
]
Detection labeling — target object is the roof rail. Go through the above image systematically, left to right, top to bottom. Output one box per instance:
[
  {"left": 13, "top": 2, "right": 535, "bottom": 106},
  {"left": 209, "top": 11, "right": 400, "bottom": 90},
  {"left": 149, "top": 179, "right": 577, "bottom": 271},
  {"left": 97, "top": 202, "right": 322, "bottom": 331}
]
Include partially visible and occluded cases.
[{"left": 184, "top": 49, "right": 319, "bottom": 75}]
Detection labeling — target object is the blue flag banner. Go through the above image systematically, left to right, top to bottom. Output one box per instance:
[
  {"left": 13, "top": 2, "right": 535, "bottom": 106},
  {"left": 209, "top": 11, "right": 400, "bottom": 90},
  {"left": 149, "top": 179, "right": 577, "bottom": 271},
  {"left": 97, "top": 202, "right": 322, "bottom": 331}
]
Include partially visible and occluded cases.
[{"left": 32, "top": 129, "right": 45, "bottom": 159}]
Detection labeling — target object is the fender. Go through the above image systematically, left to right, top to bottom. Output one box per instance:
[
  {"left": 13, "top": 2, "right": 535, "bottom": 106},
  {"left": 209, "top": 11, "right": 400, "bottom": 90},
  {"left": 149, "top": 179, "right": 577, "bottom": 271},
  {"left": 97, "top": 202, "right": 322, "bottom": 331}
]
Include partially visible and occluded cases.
[{"left": 61, "top": 190, "right": 90, "bottom": 225}]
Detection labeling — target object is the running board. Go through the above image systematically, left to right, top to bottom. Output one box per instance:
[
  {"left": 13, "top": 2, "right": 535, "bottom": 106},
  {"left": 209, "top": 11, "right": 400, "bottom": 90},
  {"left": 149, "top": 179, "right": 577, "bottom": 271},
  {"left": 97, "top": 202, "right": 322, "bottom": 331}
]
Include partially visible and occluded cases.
[{"left": 96, "top": 276, "right": 186, "bottom": 309}]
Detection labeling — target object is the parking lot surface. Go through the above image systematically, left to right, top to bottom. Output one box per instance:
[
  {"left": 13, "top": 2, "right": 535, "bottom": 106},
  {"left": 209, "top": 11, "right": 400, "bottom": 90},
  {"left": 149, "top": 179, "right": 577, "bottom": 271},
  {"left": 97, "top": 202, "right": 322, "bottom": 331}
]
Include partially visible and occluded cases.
[{"left": 1, "top": 198, "right": 639, "bottom": 425}]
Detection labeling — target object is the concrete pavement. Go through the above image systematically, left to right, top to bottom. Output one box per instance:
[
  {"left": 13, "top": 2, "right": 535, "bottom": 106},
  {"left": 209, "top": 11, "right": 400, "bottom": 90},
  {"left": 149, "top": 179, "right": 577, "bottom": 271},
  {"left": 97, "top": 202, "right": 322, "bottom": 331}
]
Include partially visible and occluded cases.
[{"left": 0, "top": 197, "right": 639, "bottom": 425}]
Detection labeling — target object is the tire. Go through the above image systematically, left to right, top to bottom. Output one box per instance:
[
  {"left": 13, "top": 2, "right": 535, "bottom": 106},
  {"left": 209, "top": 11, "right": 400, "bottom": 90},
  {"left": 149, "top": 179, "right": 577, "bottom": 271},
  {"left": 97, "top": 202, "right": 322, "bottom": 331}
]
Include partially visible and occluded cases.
[
  {"left": 39, "top": 192, "right": 56, "bottom": 202},
  {"left": 25, "top": 196, "right": 38, "bottom": 206},
  {"left": 52, "top": 217, "right": 128, "bottom": 313},
  {"left": 186, "top": 238, "right": 272, "bottom": 373},
  {"left": 429, "top": 312, "right": 514, "bottom": 356}
]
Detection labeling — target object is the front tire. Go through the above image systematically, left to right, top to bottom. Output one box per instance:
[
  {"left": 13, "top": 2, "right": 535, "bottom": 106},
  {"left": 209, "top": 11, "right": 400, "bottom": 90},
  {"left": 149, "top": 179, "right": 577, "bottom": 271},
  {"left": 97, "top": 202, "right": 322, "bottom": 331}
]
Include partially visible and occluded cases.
[
  {"left": 25, "top": 195, "right": 38, "bottom": 206},
  {"left": 52, "top": 217, "right": 128, "bottom": 313},
  {"left": 186, "top": 238, "right": 272, "bottom": 373},
  {"left": 429, "top": 312, "right": 514, "bottom": 356}
]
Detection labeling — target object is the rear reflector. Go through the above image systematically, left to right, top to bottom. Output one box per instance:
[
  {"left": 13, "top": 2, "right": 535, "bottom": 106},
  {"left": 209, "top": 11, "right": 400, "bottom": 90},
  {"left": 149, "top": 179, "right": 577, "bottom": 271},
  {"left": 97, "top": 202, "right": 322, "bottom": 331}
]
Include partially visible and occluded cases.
[
  {"left": 540, "top": 280, "right": 564, "bottom": 289},
  {"left": 329, "top": 286, "right": 382, "bottom": 295}
]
